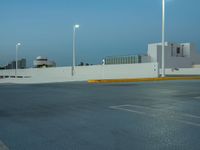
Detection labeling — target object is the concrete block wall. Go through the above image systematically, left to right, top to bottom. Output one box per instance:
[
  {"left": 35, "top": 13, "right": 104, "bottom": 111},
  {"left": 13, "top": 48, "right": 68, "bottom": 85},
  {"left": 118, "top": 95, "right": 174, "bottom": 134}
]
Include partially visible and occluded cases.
[{"left": 0, "top": 63, "right": 158, "bottom": 84}]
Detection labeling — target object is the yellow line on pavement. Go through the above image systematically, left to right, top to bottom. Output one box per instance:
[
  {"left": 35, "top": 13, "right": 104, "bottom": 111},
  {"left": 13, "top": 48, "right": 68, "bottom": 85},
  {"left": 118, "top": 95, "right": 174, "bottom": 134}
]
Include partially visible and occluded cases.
[{"left": 88, "top": 76, "right": 200, "bottom": 83}]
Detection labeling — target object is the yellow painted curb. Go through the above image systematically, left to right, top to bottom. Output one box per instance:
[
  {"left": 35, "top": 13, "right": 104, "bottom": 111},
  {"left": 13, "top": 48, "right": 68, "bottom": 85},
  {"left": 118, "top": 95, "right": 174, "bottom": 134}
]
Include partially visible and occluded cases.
[{"left": 88, "top": 76, "right": 200, "bottom": 83}]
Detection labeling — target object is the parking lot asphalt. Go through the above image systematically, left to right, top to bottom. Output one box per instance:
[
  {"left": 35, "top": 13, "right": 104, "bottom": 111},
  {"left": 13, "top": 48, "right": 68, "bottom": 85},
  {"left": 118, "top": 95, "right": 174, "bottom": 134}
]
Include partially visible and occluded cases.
[{"left": 0, "top": 80, "right": 200, "bottom": 150}]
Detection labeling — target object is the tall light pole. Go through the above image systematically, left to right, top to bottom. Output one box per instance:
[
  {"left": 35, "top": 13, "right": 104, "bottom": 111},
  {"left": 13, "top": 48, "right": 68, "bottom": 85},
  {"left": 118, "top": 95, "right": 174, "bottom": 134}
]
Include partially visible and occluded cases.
[
  {"left": 161, "top": 0, "right": 165, "bottom": 77},
  {"left": 72, "top": 24, "right": 80, "bottom": 76},
  {"left": 15, "top": 43, "right": 21, "bottom": 78}
]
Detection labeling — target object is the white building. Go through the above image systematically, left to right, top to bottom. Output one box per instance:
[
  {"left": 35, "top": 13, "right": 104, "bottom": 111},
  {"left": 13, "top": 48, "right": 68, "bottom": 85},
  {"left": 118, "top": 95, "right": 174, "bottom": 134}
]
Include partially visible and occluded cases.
[
  {"left": 148, "top": 42, "right": 200, "bottom": 69},
  {"left": 33, "top": 56, "right": 56, "bottom": 68}
]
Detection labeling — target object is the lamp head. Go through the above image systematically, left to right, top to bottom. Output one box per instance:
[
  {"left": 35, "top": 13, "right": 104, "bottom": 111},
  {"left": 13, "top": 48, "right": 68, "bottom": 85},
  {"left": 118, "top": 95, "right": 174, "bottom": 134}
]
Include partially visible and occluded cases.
[
  {"left": 74, "top": 24, "right": 80, "bottom": 28},
  {"left": 17, "top": 43, "right": 21, "bottom": 46}
]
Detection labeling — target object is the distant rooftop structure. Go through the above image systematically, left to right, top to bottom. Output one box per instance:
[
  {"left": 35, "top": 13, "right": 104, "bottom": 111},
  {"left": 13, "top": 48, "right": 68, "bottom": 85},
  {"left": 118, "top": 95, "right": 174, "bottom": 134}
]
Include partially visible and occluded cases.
[
  {"left": 103, "top": 42, "right": 200, "bottom": 69},
  {"left": 148, "top": 42, "right": 200, "bottom": 68},
  {"left": 33, "top": 56, "right": 56, "bottom": 68}
]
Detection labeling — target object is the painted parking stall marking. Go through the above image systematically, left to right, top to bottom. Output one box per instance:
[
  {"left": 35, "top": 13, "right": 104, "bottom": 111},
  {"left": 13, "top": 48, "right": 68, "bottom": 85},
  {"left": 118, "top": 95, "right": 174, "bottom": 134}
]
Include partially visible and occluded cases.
[
  {"left": 110, "top": 104, "right": 200, "bottom": 127},
  {"left": 0, "top": 140, "right": 9, "bottom": 150}
]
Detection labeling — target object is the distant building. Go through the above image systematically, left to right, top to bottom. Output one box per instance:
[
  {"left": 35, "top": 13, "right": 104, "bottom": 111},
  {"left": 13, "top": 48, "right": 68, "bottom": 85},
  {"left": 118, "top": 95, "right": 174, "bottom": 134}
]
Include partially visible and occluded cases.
[
  {"left": 103, "top": 42, "right": 200, "bottom": 69},
  {"left": 148, "top": 42, "right": 200, "bottom": 68},
  {"left": 103, "top": 55, "right": 150, "bottom": 65},
  {"left": 33, "top": 56, "right": 56, "bottom": 68},
  {"left": 1, "top": 58, "right": 27, "bottom": 69},
  {"left": 18, "top": 58, "right": 26, "bottom": 69}
]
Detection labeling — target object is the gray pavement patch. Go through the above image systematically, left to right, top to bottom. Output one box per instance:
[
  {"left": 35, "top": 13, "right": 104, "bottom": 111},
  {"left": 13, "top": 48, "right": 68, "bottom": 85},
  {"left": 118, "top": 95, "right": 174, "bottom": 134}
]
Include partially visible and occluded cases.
[
  {"left": 1, "top": 81, "right": 200, "bottom": 150},
  {"left": 0, "top": 141, "right": 9, "bottom": 150}
]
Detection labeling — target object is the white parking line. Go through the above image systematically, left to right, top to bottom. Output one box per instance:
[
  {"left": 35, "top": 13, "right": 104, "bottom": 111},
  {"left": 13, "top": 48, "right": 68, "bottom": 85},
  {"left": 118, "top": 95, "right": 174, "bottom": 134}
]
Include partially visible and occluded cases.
[
  {"left": 194, "top": 96, "right": 200, "bottom": 99},
  {"left": 110, "top": 104, "right": 200, "bottom": 127},
  {"left": 110, "top": 104, "right": 200, "bottom": 119},
  {"left": 110, "top": 104, "right": 158, "bottom": 111},
  {"left": 110, "top": 104, "right": 132, "bottom": 108},
  {"left": 111, "top": 104, "right": 167, "bottom": 110},
  {"left": 110, "top": 107, "right": 147, "bottom": 115},
  {"left": 181, "top": 113, "right": 200, "bottom": 119},
  {"left": 176, "top": 120, "right": 200, "bottom": 127},
  {"left": 0, "top": 140, "right": 9, "bottom": 150}
]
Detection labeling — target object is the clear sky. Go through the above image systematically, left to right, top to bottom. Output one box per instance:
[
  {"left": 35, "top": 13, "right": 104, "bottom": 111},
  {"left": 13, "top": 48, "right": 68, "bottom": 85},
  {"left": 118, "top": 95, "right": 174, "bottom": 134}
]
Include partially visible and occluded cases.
[{"left": 0, "top": 0, "right": 200, "bottom": 67}]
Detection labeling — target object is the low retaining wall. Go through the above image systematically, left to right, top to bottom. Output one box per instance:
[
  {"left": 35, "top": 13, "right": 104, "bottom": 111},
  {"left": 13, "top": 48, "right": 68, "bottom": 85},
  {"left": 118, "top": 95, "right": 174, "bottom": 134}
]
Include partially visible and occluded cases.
[
  {"left": 0, "top": 63, "right": 158, "bottom": 84},
  {"left": 164, "top": 68, "right": 200, "bottom": 76}
]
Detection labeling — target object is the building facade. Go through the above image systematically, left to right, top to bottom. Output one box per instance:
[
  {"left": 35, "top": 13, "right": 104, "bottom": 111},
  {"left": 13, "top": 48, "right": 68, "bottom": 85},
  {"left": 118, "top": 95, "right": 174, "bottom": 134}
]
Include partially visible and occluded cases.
[
  {"left": 103, "top": 42, "right": 200, "bottom": 69},
  {"left": 147, "top": 42, "right": 200, "bottom": 68},
  {"left": 1, "top": 58, "right": 27, "bottom": 69}
]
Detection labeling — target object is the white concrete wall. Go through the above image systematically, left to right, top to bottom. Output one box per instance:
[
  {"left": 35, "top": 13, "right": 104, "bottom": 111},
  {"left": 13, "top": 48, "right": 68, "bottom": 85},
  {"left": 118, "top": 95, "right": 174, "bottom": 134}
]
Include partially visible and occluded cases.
[
  {"left": 182, "top": 43, "right": 191, "bottom": 57},
  {"left": 147, "top": 44, "right": 158, "bottom": 63},
  {"left": 189, "top": 44, "right": 200, "bottom": 65},
  {"left": 0, "top": 63, "right": 158, "bottom": 84},
  {"left": 163, "top": 68, "right": 200, "bottom": 76}
]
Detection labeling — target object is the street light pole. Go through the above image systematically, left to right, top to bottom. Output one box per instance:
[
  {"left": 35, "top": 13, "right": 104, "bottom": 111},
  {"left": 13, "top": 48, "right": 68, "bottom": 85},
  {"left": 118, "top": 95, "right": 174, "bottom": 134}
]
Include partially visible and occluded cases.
[
  {"left": 161, "top": 0, "right": 165, "bottom": 77},
  {"left": 72, "top": 24, "right": 80, "bottom": 76},
  {"left": 15, "top": 43, "right": 21, "bottom": 78}
]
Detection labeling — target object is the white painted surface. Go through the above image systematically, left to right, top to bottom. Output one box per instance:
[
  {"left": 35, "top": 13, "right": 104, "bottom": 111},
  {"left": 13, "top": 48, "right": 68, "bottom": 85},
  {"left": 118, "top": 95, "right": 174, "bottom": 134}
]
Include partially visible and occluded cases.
[
  {"left": 0, "top": 63, "right": 158, "bottom": 84},
  {"left": 110, "top": 104, "right": 200, "bottom": 127},
  {"left": 0, "top": 140, "right": 9, "bottom": 150}
]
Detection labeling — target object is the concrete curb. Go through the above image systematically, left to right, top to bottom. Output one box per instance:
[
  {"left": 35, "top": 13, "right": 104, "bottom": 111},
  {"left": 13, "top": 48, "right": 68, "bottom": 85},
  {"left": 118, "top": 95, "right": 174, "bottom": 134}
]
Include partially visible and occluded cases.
[{"left": 88, "top": 76, "right": 200, "bottom": 83}]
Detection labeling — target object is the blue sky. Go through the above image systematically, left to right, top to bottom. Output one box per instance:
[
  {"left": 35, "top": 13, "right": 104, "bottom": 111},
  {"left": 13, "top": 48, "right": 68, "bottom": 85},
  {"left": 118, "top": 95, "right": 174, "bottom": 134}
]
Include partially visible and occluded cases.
[{"left": 0, "top": 0, "right": 200, "bottom": 67}]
